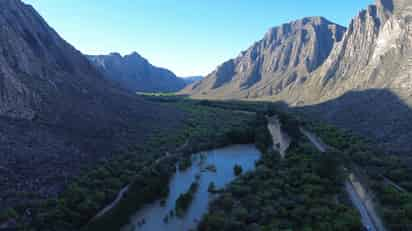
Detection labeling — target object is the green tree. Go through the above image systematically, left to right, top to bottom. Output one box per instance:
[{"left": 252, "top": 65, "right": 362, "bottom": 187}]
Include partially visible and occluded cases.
[{"left": 234, "top": 165, "right": 243, "bottom": 176}]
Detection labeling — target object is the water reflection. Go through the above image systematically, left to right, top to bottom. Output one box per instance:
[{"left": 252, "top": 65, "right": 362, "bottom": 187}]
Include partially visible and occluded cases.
[{"left": 123, "top": 145, "right": 261, "bottom": 231}]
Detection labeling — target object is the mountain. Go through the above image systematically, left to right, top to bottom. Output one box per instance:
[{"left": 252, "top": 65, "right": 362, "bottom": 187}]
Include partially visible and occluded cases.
[
  {"left": 0, "top": 0, "right": 183, "bottom": 211},
  {"left": 183, "top": 0, "right": 412, "bottom": 152},
  {"left": 294, "top": 0, "right": 412, "bottom": 105},
  {"left": 297, "top": 0, "right": 412, "bottom": 152},
  {"left": 181, "top": 17, "right": 346, "bottom": 98},
  {"left": 87, "top": 52, "right": 187, "bottom": 93},
  {"left": 182, "top": 76, "right": 203, "bottom": 85}
]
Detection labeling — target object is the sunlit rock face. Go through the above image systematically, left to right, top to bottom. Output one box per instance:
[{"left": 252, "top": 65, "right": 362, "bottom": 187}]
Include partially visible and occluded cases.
[
  {"left": 184, "top": 0, "right": 412, "bottom": 152},
  {"left": 184, "top": 0, "right": 412, "bottom": 103},
  {"left": 317, "top": 0, "right": 412, "bottom": 99},
  {"left": 393, "top": 0, "right": 412, "bottom": 15},
  {"left": 180, "top": 17, "right": 346, "bottom": 99}
]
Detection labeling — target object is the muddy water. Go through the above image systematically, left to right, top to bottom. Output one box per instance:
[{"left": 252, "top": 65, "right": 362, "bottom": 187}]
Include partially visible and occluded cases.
[{"left": 123, "top": 144, "right": 261, "bottom": 231}]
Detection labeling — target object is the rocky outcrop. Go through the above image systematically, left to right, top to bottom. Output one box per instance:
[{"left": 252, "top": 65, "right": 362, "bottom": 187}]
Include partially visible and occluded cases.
[
  {"left": 184, "top": 0, "right": 412, "bottom": 152},
  {"left": 184, "top": 0, "right": 412, "bottom": 103},
  {"left": 295, "top": 0, "right": 412, "bottom": 152},
  {"left": 305, "top": 0, "right": 412, "bottom": 104},
  {"left": 181, "top": 17, "right": 346, "bottom": 99},
  {"left": 87, "top": 52, "right": 186, "bottom": 93}
]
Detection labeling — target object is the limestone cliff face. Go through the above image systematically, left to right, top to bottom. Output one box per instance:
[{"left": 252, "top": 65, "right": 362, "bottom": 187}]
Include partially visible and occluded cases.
[
  {"left": 184, "top": 0, "right": 412, "bottom": 152},
  {"left": 185, "top": 0, "right": 412, "bottom": 104},
  {"left": 301, "top": 0, "right": 412, "bottom": 152},
  {"left": 309, "top": 0, "right": 412, "bottom": 104},
  {"left": 181, "top": 17, "right": 346, "bottom": 99},
  {"left": 88, "top": 52, "right": 187, "bottom": 93}
]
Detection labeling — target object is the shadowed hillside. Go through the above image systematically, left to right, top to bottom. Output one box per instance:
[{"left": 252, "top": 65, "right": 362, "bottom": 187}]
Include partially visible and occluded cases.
[
  {"left": 0, "top": 0, "right": 185, "bottom": 215},
  {"left": 87, "top": 52, "right": 187, "bottom": 93},
  {"left": 296, "top": 89, "right": 412, "bottom": 154}
]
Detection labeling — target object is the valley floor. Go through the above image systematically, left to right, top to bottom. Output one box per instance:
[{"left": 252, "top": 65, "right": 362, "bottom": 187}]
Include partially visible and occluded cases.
[{"left": 3, "top": 97, "right": 412, "bottom": 231}]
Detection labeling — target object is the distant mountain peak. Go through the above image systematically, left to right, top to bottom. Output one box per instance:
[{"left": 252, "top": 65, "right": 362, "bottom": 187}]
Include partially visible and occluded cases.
[
  {"left": 0, "top": 0, "right": 184, "bottom": 214},
  {"left": 183, "top": 0, "right": 412, "bottom": 152},
  {"left": 182, "top": 16, "right": 346, "bottom": 97},
  {"left": 128, "top": 51, "right": 142, "bottom": 57},
  {"left": 108, "top": 52, "right": 122, "bottom": 57},
  {"left": 88, "top": 53, "right": 186, "bottom": 93}
]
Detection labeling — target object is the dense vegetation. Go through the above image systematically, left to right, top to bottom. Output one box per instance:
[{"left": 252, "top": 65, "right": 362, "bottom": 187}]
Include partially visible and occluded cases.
[
  {"left": 7, "top": 97, "right": 412, "bottom": 231},
  {"left": 16, "top": 98, "right": 258, "bottom": 231},
  {"left": 175, "top": 99, "right": 412, "bottom": 231},
  {"left": 200, "top": 99, "right": 412, "bottom": 230},
  {"left": 83, "top": 100, "right": 273, "bottom": 231},
  {"left": 198, "top": 122, "right": 362, "bottom": 231},
  {"left": 308, "top": 122, "right": 412, "bottom": 230},
  {"left": 233, "top": 165, "right": 243, "bottom": 176},
  {"left": 175, "top": 182, "right": 200, "bottom": 217}
]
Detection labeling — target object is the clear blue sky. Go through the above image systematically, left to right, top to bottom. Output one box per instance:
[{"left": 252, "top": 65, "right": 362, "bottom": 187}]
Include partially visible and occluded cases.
[{"left": 23, "top": 0, "right": 373, "bottom": 77}]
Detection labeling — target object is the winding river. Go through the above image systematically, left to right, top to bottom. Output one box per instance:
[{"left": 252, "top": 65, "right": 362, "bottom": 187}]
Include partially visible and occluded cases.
[{"left": 122, "top": 144, "right": 261, "bottom": 231}]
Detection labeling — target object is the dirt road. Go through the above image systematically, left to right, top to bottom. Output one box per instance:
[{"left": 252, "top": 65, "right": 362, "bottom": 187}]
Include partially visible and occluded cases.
[
  {"left": 266, "top": 115, "right": 291, "bottom": 158},
  {"left": 300, "top": 127, "right": 386, "bottom": 231}
]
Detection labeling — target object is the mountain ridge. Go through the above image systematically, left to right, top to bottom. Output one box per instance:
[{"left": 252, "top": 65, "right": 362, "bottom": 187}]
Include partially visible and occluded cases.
[
  {"left": 0, "top": 0, "right": 184, "bottom": 213},
  {"left": 182, "top": 0, "right": 412, "bottom": 152},
  {"left": 181, "top": 16, "right": 346, "bottom": 99},
  {"left": 87, "top": 52, "right": 187, "bottom": 93}
]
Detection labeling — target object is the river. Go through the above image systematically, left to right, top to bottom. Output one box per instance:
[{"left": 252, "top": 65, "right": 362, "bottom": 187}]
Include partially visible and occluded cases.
[{"left": 122, "top": 144, "right": 261, "bottom": 231}]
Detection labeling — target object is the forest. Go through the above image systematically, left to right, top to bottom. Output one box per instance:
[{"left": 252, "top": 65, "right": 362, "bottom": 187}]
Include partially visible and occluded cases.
[
  {"left": 6, "top": 97, "right": 412, "bottom": 231},
  {"left": 18, "top": 98, "right": 258, "bottom": 231}
]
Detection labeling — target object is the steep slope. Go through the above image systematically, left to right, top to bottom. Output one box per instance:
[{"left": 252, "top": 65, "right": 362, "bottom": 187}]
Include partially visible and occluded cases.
[
  {"left": 0, "top": 0, "right": 183, "bottom": 212},
  {"left": 184, "top": 0, "right": 412, "bottom": 152},
  {"left": 293, "top": 0, "right": 412, "bottom": 152},
  {"left": 299, "top": 0, "right": 412, "bottom": 104},
  {"left": 182, "top": 17, "right": 346, "bottom": 99},
  {"left": 87, "top": 52, "right": 186, "bottom": 93}
]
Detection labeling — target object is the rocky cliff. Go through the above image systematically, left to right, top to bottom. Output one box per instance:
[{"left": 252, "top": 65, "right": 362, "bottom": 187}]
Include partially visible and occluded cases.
[
  {"left": 184, "top": 0, "right": 412, "bottom": 152},
  {"left": 302, "top": 0, "right": 412, "bottom": 152},
  {"left": 303, "top": 0, "right": 412, "bottom": 104},
  {"left": 182, "top": 17, "right": 346, "bottom": 99},
  {"left": 88, "top": 52, "right": 187, "bottom": 93}
]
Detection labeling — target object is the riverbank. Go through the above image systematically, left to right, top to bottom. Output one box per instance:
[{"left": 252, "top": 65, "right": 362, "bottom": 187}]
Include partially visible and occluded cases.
[
  {"left": 17, "top": 98, "right": 412, "bottom": 230},
  {"left": 23, "top": 100, "right": 257, "bottom": 231},
  {"left": 83, "top": 102, "right": 263, "bottom": 231},
  {"left": 198, "top": 130, "right": 363, "bottom": 230},
  {"left": 123, "top": 145, "right": 261, "bottom": 231}
]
